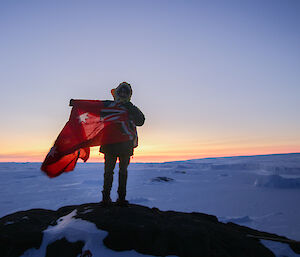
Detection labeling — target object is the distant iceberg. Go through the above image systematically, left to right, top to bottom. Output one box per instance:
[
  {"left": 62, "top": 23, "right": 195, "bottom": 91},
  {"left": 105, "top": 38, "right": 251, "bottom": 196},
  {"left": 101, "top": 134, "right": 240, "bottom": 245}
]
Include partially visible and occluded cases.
[{"left": 254, "top": 174, "right": 300, "bottom": 189}]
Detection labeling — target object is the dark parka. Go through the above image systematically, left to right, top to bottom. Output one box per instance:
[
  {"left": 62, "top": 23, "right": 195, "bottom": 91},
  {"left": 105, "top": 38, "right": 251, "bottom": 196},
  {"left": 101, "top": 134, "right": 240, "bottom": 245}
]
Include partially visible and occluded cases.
[{"left": 100, "top": 101, "right": 145, "bottom": 156}]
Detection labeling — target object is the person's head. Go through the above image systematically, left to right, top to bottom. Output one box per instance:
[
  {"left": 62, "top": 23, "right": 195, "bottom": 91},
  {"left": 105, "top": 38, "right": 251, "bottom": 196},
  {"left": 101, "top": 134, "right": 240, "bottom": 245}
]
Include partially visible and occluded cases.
[{"left": 111, "top": 82, "right": 132, "bottom": 103}]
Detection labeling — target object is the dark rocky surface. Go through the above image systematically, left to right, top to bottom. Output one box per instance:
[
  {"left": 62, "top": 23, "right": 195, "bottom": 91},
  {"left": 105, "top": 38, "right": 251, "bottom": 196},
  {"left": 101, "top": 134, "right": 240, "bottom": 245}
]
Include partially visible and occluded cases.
[
  {"left": 151, "top": 176, "right": 174, "bottom": 182},
  {"left": 0, "top": 203, "right": 297, "bottom": 257},
  {"left": 45, "top": 237, "right": 84, "bottom": 257}
]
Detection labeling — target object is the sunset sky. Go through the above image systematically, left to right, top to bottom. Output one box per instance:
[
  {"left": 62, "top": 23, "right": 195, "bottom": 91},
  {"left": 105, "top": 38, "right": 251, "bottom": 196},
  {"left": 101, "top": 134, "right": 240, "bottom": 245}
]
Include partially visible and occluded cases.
[{"left": 0, "top": 0, "right": 299, "bottom": 162}]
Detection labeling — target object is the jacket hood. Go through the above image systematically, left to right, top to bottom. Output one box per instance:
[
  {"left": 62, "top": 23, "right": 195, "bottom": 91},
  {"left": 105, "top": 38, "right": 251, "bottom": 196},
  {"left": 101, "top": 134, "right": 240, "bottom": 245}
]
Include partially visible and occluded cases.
[{"left": 111, "top": 82, "right": 132, "bottom": 103}]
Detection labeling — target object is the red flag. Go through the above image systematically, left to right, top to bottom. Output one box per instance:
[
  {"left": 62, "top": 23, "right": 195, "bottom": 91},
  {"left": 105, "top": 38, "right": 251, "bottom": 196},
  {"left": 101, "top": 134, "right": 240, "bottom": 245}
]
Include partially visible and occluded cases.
[{"left": 41, "top": 100, "right": 137, "bottom": 178}]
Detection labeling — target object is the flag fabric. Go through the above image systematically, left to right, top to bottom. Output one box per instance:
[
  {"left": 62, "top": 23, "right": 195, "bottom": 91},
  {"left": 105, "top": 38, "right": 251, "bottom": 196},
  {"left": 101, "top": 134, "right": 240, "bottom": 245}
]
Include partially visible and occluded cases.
[{"left": 41, "top": 100, "right": 137, "bottom": 178}]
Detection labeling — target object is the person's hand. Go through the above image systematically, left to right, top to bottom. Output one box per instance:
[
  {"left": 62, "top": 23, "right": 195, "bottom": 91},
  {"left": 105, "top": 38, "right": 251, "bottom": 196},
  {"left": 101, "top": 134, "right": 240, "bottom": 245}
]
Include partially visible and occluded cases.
[
  {"left": 69, "top": 99, "right": 74, "bottom": 106},
  {"left": 122, "top": 101, "right": 133, "bottom": 110}
]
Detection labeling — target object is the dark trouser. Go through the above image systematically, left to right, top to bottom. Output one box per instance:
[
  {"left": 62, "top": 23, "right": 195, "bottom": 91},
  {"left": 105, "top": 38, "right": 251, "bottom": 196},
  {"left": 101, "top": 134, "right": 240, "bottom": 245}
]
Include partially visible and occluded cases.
[{"left": 102, "top": 154, "right": 130, "bottom": 200}]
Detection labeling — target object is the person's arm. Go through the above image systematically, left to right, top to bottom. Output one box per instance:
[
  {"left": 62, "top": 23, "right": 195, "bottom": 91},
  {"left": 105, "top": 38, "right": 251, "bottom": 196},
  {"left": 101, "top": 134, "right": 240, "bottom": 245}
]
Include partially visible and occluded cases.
[{"left": 123, "top": 102, "right": 145, "bottom": 126}]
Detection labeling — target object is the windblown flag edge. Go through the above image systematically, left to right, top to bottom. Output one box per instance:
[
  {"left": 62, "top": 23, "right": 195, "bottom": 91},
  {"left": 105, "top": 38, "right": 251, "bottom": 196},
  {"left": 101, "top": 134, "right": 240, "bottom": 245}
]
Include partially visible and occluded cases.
[{"left": 41, "top": 100, "right": 136, "bottom": 178}]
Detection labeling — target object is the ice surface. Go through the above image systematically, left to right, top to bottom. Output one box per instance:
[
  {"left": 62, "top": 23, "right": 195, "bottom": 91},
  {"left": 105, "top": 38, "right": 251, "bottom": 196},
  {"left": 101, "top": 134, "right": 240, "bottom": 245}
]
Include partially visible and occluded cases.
[{"left": 1, "top": 153, "right": 300, "bottom": 257}]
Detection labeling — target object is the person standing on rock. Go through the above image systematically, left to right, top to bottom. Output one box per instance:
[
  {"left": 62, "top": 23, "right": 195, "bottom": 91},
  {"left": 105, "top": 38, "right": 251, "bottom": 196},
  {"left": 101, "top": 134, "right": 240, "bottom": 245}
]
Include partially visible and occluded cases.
[{"left": 100, "top": 82, "right": 145, "bottom": 206}]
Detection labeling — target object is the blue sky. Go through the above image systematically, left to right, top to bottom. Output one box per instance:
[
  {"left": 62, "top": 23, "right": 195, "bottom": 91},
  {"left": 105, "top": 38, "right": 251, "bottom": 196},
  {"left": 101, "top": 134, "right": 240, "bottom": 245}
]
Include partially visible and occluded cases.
[{"left": 0, "top": 0, "right": 299, "bottom": 161}]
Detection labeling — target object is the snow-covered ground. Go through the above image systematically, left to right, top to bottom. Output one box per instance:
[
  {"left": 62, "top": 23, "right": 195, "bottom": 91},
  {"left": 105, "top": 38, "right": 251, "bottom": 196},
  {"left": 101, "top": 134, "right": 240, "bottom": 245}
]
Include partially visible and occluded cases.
[{"left": 1, "top": 153, "right": 300, "bottom": 257}]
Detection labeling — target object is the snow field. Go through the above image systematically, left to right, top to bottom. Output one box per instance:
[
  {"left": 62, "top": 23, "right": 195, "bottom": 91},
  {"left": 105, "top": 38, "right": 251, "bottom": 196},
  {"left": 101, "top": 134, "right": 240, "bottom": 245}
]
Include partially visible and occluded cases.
[{"left": 1, "top": 154, "right": 300, "bottom": 256}]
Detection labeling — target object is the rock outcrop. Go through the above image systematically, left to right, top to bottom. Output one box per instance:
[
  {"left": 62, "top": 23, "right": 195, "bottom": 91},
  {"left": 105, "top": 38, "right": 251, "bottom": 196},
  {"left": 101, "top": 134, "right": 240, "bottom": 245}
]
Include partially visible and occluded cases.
[{"left": 0, "top": 203, "right": 298, "bottom": 257}]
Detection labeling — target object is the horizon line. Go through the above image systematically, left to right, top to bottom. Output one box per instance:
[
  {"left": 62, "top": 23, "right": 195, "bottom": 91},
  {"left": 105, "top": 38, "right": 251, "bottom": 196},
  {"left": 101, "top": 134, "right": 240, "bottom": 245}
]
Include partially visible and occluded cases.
[{"left": 1, "top": 152, "right": 299, "bottom": 164}]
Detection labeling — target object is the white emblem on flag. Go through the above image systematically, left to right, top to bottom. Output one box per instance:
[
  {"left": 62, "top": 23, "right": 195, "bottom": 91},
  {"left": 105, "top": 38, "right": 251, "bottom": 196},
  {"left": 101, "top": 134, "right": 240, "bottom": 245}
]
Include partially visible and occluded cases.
[{"left": 78, "top": 112, "right": 89, "bottom": 123}]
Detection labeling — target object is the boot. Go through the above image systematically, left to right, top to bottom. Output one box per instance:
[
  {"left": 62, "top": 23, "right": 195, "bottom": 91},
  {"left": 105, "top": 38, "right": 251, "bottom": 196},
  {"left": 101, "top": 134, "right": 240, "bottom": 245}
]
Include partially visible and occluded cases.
[
  {"left": 116, "top": 190, "right": 129, "bottom": 206},
  {"left": 100, "top": 191, "right": 112, "bottom": 206},
  {"left": 116, "top": 197, "right": 129, "bottom": 206}
]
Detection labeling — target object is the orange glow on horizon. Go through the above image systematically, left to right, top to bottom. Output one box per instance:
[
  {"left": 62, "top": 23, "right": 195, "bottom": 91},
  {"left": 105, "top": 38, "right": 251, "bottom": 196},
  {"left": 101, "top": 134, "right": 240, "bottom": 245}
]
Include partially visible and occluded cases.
[{"left": 0, "top": 145, "right": 299, "bottom": 163}]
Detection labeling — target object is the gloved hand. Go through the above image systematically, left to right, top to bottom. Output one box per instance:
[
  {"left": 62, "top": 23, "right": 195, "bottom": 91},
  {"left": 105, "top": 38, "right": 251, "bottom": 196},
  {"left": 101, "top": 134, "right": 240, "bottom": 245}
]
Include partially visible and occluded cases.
[{"left": 122, "top": 101, "right": 134, "bottom": 110}]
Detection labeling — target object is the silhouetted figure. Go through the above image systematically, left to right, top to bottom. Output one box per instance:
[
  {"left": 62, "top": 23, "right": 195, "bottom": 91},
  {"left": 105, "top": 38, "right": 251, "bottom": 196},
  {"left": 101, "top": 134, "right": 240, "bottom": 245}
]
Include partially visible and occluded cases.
[{"left": 100, "top": 82, "right": 145, "bottom": 206}]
